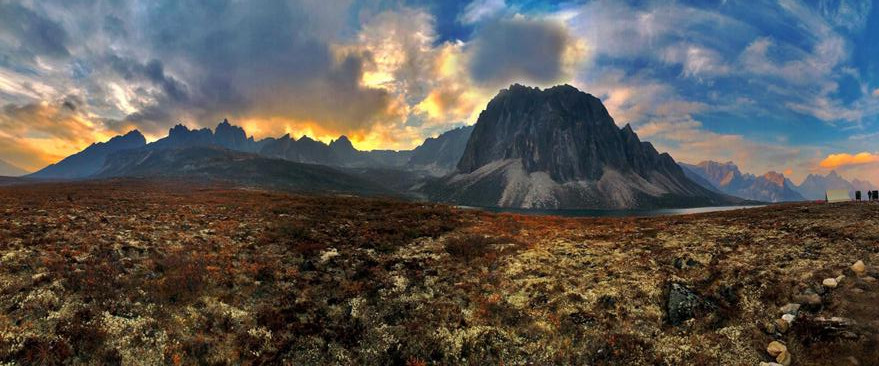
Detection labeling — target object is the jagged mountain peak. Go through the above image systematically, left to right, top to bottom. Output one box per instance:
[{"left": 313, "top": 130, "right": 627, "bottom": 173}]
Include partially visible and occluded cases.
[
  {"left": 457, "top": 83, "right": 634, "bottom": 181},
  {"left": 429, "top": 84, "right": 730, "bottom": 209},
  {"left": 169, "top": 123, "right": 191, "bottom": 134},
  {"left": 29, "top": 129, "right": 148, "bottom": 179},
  {"left": 329, "top": 135, "right": 355, "bottom": 151},
  {"left": 679, "top": 161, "right": 804, "bottom": 202},
  {"left": 762, "top": 171, "right": 785, "bottom": 186}
]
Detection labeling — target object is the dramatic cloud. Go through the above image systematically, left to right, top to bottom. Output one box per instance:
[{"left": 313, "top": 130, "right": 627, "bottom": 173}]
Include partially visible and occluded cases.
[
  {"left": 0, "top": 0, "right": 877, "bottom": 184},
  {"left": 129, "top": 0, "right": 398, "bottom": 134},
  {"left": 562, "top": 0, "right": 879, "bottom": 182},
  {"left": 0, "top": 2, "right": 70, "bottom": 62},
  {"left": 468, "top": 18, "right": 584, "bottom": 86},
  {"left": 0, "top": 100, "right": 130, "bottom": 170},
  {"left": 820, "top": 152, "right": 879, "bottom": 168}
]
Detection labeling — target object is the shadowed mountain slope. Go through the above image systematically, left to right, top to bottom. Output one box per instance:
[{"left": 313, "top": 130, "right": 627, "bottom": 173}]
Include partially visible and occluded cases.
[
  {"left": 426, "top": 84, "right": 736, "bottom": 209},
  {"left": 95, "top": 146, "right": 395, "bottom": 196}
]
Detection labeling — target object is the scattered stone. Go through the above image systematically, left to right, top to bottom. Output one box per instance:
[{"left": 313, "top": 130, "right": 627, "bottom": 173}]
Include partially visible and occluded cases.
[
  {"left": 673, "top": 257, "right": 700, "bottom": 270},
  {"left": 852, "top": 260, "right": 866, "bottom": 276},
  {"left": 31, "top": 272, "right": 49, "bottom": 283},
  {"left": 836, "top": 274, "right": 846, "bottom": 283},
  {"left": 862, "top": 276, "right": 877, "bottom": 283},
  {"left": 823, "top": 278, "right": 838, "bottom": 288},
  {"left": 665, "top": 283, "right": 715, "bottom": 325},
  {"left": 795, "top": 292, "right": 822, "bottom": 307},
  {"left": 779, "top": 303, "right": 800, "bottom": 316},
  {"left": 782, "top": 313, "right": 795, "bottom": 323},
  {"left": 806, "top": 316, "right": 858, "bottom": 338},
  {"left": 815, "top": 316, "right": 855, "bottom": 327},
  {"left": 774, "top": 318, "right": 790, "bottom": 333},
  {"left": 762, "top": 320, "right": 777, "bottom": 334},
  {"left": 767, "top": 341, "right": 787, "bottom": 357},
  {"left": 776, "top": 350, "right": 792, "bottom": 366},
  {"left": 759, "top": 362, "right": 783, "bottom": 366}
]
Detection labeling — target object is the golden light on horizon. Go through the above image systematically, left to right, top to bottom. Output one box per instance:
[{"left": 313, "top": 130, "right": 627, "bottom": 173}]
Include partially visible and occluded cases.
[{"left": 820, "top": 152, "right": 879, "bottom": 169}]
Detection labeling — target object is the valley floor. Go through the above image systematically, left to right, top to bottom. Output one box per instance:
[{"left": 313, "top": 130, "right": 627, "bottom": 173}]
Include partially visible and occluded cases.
[{"left": 0, "top": 180, "right": 877, "bottom": 365}]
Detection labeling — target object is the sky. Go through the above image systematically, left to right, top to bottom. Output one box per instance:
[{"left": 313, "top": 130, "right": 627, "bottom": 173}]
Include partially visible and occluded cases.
[{"left": 0, "top": 0, "right": 878, "bottom": 184}]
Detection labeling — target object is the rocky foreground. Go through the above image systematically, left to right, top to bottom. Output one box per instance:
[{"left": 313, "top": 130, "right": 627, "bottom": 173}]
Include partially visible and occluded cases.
[{"left": 0, "top": 180, "right": 877, "bottom": 365}]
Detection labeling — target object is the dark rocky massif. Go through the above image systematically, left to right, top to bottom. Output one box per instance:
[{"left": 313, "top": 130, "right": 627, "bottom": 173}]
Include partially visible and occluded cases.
[
  {"left": 427, "top": 84, "right": 734, "bottom": 209},
  {"left": 28, "top": 130, "right": 146, "bottom": 179},
  {"left": 680, "top": 161, "right": 805, "bottom": 202}
]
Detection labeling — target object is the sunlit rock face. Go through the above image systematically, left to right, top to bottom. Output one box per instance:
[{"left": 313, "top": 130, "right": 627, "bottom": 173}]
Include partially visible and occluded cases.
[
  {"left": 427, "top": 84, "right": 732, "bottom": 209},
  {"left": 679, "top": 161, "right": 805, "bottom": 202}
]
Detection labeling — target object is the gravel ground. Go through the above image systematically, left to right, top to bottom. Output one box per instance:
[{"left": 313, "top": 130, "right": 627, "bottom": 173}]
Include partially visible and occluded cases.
[{"left": 0, "top": 180, "right": 876, "bottom": 365}]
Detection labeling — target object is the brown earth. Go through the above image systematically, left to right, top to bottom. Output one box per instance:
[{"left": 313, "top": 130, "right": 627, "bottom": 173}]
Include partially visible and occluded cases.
[{"left": 0, "top": 180, "right": 876, "bottom": 365}]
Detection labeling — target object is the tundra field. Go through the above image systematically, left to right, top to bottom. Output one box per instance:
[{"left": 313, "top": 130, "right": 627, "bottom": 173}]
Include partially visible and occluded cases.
[{"left": 0, "top": 180, "right": 877, "bottom": 365}]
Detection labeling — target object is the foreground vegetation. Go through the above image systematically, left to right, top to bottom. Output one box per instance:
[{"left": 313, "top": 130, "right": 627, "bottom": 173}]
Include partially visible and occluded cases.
[{"left": 0, "top": 180, "right": 876, "bottom": 365}]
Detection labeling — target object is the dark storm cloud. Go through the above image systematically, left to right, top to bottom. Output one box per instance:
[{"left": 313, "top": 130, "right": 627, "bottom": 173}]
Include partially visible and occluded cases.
[
  {"left": 112, "top": 0, "right": 397, "bottom": 132},
  {"left": 0, "top": 2, "right": 70, "bottom": 60},
  {"left": 102, "top": 14, "right": 127, "bottom": 38},
  {"left": 468, "top": 18, "right": 575, "bottom": 85},
  {"left": 106, "top": 55, "right": 189, "bottom": 102}
]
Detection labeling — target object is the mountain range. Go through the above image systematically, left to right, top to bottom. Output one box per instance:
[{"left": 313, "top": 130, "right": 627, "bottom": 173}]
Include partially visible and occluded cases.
[
  {"left": 24, "top": 83, "right": 872, "bottom": 209},
  {"left": 424, "top": 85, "right": 735, "bottom": 209},
  {"left": 679, "top": 161, "right": 805, "bottom": 202},
  {"left": 680, "top": 161, "right": 874, "bottom": 202},
  {"left": 796, "top": 171, "right": 875, "bottom": 200}
]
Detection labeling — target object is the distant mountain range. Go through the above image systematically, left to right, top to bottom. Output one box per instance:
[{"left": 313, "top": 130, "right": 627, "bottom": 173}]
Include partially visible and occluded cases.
[
  {"left": 32, "top": 84, "right": 875, "bottom": 208},
  {"left": 424, "top": 84, "right": 736, "bottom": 209},
  {"left": 28, "top": 119, "right": 427, "bottom": 180},
  {"left": 29, "top": 130, "right": 147, "bottom": 179},
  {"left": 0, "top": 159, "right": 27, "bottom": 177},
  {"left": 679, "top": 161, "right": 805, "bottom": 202},
  {"left": 680, "top": 161, "right": 874, "bottom": 202},
  {"left": 796, "top": 171, "right": 875, "bottom": 200}
]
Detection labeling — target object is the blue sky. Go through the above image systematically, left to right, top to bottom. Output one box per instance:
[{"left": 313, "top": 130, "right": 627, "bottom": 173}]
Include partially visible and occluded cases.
[{"left": 0, "top": 0, "right": 877, "bottom": 183}]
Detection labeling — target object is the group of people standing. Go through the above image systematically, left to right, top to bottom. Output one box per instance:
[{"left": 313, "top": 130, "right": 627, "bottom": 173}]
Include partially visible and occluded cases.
[{"left": 855, "top": 190, "right": 879, "bottom": 201}]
